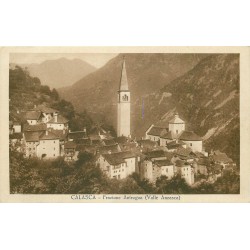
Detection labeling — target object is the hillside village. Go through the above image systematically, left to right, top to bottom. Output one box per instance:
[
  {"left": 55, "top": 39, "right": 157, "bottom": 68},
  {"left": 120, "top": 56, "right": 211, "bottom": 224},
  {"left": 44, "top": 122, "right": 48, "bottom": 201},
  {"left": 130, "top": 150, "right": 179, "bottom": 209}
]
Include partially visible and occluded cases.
[{"left": 9, "top": 59, "right": 237, "bottom": 188}]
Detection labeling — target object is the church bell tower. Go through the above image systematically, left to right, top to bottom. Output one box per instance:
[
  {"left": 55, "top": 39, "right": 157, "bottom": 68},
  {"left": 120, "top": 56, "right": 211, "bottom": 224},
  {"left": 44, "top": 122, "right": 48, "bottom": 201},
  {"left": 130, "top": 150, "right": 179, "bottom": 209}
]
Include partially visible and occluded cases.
[{"left": 117, "top": 58, "right": 130, "bottom": 137}]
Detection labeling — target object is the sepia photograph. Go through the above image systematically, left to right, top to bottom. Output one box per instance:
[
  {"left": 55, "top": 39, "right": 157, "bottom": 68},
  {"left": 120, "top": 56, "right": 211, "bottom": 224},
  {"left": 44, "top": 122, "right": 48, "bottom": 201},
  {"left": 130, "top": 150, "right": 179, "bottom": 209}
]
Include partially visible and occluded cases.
[{"left": 7, "top": 49, "right": 241, "bottom": 196}]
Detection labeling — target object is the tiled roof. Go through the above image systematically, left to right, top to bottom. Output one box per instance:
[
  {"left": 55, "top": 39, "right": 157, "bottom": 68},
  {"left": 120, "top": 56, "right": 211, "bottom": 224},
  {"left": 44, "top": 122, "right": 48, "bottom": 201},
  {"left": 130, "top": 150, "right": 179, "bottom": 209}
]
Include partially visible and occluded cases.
[
  {"left": 33, "top": 105, "right": 58, "bottom": 114},
  {"left": 25, "top": 111, "right": 42, "bottom": 120},
  {"left": 47, "top": 114, "right": 68, "bottom": 124},
  {"left": 23, "top": 123, "right": 47, "bottom": 132},
  {"left": 147, "top": 126, "right": 167, "bottom": 136},
  {"left": 51, "top": 129, "right": 68, "bottom": 140},
  {"left": 24, "top": 131, "right": 42, "bottom": 142},
  {"left": 39, "top": 131, "right": 59, "bottom": 140},
  {"left": 68, "top": 131, "right": 86, "bottom": 140},
  {"left": 161, "top": 131, "right": 176, "bottom": 139},
  {"left": 179, "top": 131, "right": 202, "bottom": 141},
  {"left": 9, "top": 133, "right": 23, "bottom": 140},
  {"left": 74, "top": 138, "right": 91, "bottom": 145},
  {"left": 137, "top": 139, "right": 157, "bottom": 148},
  {"left": 166, "top": 140, "right": 184, "bottom": 150},
  {"left": 64, "top": 141, "right": 77, "bottom": 149},
  {"left": 119, "top": 142, "right": 137, "bottom": 151},
  {"left": 97, "top": 144, "right": 121, "bottom": 154},
  {"left": 175, "top": 147, "right": 193, "bottom": 157},
  {"left": 144, "top": 150, "right": 166, "bottom": 159},
  {"left": 102, "top": 151, "right": 136, "bottom": 166},
  {"left": 211, "top": 153, "right": 233, "bottom": 164},
  {"left": 197, "top": 157, "right": 209, "bottom": 166},
  {"left": 154, "top": 159, "right": 173, "bottom": 166}
]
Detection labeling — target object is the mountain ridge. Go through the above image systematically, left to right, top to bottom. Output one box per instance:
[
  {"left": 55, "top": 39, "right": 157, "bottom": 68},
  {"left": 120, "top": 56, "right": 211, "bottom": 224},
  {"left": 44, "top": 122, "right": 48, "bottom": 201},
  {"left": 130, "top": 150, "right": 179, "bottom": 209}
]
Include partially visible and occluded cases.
[{"left": 16, "top": 57, "right": 97, "bottom": 89}]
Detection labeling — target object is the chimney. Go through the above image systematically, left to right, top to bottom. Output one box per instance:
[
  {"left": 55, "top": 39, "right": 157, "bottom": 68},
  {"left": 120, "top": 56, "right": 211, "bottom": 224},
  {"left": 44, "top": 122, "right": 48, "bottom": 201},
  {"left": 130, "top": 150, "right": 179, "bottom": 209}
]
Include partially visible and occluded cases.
[
  {"left": 34, "top": 105, "right": 37, "bottom": 108},
  {"left": 17, "top": 110, "right": 19, "bottom": 114},
  {"left": 175, "top": 112, "right": 179, "bottom": 118},
  {"left": 55, "top": 113, "right": 58, "bottom": 123},
  {"left": 83, "top": 127, "right": 86, "bottom": 133},
  {"left": 63, "top": 129, "right": 65, "bottom": 134},
  {"left": 69, "top": 129, "right": 71, "bottom": 133},
  {"left": 108, "top": 150, "right": 112, "bottom": 154}
]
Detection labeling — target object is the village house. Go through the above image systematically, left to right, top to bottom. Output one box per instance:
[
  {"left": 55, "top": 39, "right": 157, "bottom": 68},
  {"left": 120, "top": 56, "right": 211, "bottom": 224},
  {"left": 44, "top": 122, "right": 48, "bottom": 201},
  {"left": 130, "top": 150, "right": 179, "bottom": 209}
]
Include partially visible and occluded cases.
[
  {"left": 33, "top": 105, "right": 58, "bottom": 123},
  {"left": 24, "top": 110, "right": 43, "bottom": 125},
  {"left": 46, "top": 113, "right": 69, "bottom": 130},
  {"left": 23, "top": 128, "right": 61, "bottom": 159},
  {"left": 36, "top": 130, "right": 61, "bottom": 158},
  {"left": 178, "top": 131, "right": 203, "bottom": 152},
  {"left": 64, "top": 141, "right": 78, "bottom": 161},
  {"left": 140, "top": 150, "right": 174, "bottom": 183},
  {"left": 210, "top": 150, "right": 234, "bottom": 169},
  {"left": 97, "top": 151, "right": 137, "bottom": 179},
  {"left": 140, "top": 158, "right": 175, "bottom": 183},
  {"left": 174, "top": 159, "right": 195, "bottom": 185}
]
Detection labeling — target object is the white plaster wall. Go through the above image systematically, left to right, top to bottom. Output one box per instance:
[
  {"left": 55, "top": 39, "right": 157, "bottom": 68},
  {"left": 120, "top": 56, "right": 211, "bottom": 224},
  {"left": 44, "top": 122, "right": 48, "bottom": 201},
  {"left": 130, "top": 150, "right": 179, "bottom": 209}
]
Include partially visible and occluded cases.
[
  {"left": 169, "top": 123, "right": 185, "bottom": 134},
  {"left": 37, "top": 139, "right": 60, "bottom": 158},
  {"left": 182, "top": 140, "right": 203, "bottom": 152}
]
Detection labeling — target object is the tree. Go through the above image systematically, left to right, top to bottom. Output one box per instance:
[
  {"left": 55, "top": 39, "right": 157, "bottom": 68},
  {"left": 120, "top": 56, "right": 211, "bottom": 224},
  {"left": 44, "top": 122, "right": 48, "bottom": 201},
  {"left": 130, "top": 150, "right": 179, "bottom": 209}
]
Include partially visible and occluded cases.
[
  {"left": 75, "top": 151, "right": 94, "bottom": 168},
  {"left": 155, "top": 175, "right": 191, "bottom": 194}
]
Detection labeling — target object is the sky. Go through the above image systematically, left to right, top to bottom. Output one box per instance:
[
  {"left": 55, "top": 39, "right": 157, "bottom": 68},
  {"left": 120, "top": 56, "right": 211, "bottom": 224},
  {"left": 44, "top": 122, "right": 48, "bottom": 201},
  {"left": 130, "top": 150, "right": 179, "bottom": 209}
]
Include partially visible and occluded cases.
[{"left": 9, "top": 53, "right": 118, "bottom": 68}]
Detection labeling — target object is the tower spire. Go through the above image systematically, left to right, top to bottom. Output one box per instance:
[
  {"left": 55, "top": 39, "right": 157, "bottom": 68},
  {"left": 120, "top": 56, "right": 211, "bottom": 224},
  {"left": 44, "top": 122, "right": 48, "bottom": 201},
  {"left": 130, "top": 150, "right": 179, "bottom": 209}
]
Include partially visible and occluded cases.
[{"left": 119, "top": 57, "right": 129, "bottom": 91}]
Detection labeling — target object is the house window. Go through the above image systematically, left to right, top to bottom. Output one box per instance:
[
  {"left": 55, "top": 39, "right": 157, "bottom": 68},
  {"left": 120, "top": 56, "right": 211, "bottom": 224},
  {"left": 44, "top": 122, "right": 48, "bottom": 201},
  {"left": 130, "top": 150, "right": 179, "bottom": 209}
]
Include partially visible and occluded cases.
[
  {"left": 176, "top": 130, "right": 178, "bottom": 134},
  {"left": 54, "top": 141, "right": 55, "bottom": 143},
  {"left": 190, "top": 143, "right": 192, "bottom": 146},
  {"left": 54, "top": 148, "right": 55, "bottom": 150},
  {"left": 53, "top": 154, "right": 55, "bottom": 156},
  {"left": 166, "top": 168, "right": 168, "bottom": 173}
]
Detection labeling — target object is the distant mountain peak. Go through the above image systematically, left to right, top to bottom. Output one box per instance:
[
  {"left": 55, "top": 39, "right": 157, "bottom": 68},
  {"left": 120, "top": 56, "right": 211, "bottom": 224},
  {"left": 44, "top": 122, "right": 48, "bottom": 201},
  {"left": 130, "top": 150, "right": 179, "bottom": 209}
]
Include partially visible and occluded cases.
[{"left": 20, "top": 58, "right": 96, "bottom": 89}]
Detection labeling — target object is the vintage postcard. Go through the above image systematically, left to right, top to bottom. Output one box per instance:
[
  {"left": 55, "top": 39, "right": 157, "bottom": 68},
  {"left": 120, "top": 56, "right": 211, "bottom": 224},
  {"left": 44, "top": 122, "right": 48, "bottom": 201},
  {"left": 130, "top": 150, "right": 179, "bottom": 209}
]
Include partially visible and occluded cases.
[{"left": 0, "top": 46, "right": 249, "bottom": 202}]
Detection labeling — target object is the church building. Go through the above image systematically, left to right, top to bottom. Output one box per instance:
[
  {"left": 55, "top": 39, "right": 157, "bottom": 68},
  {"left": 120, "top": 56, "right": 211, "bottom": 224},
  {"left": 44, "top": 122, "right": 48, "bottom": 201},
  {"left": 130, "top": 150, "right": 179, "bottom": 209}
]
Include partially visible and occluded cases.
[{"left": 117, "top": 58, "right": 131, "bottom": 137}]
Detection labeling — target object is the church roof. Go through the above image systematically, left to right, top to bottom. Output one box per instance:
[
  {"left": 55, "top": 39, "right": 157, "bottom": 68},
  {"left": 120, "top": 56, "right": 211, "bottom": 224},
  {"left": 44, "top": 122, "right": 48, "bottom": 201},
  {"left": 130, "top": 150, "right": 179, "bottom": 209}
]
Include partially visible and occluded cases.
[
  {"left": 119, "top": 59, "right": 129, "bottom": 91},
  {"left": 169, "top": 113, "right": 185, "bottom": 124},
  {"left": 147, "top": 126, "right": 167, "bottom": 137},
  {"left": 161, "top": 131, "right": 176, "bottom": 139},
  {"left": 179, "top": 131, "right": 202, "bottom": 141}
]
